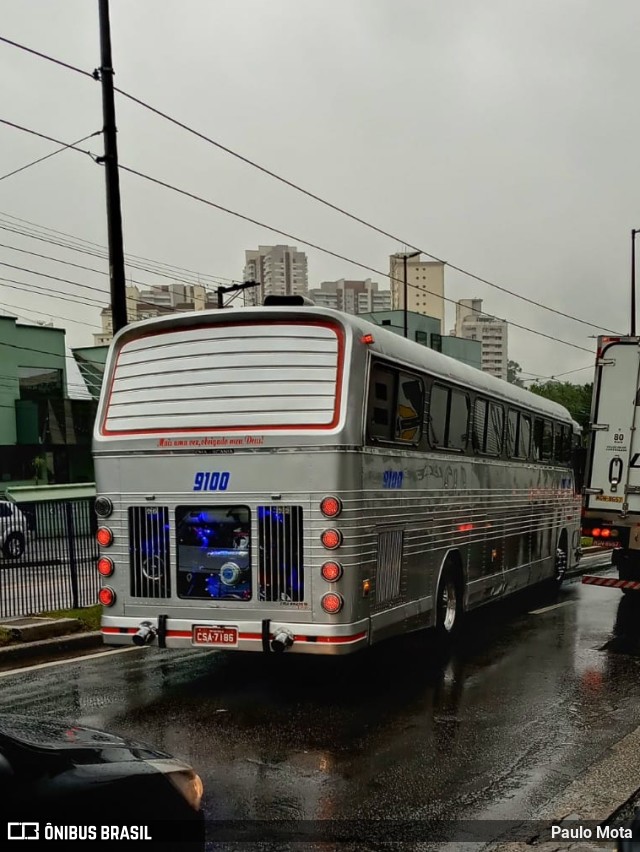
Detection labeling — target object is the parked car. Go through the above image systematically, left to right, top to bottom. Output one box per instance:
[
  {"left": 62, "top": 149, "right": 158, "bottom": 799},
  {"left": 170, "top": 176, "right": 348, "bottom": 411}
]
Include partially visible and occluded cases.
[
  {"left": 0, "top": 501, "right": 29, "bottom": 560},
  {"left": 0, "top": 715, "right": 204, "bottom": 849}
]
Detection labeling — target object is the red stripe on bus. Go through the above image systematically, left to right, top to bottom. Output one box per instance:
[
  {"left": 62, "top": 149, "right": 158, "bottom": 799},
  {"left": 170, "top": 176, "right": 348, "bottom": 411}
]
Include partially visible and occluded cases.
[
  {"left": 100, "top": 320, "right": 346, "bottom": 436},
  {"left": 102, "top": 627, "right": 138, "bottom": 634},
  {"left": 315, "top": 631, "right": 368, "bottom": 644}
]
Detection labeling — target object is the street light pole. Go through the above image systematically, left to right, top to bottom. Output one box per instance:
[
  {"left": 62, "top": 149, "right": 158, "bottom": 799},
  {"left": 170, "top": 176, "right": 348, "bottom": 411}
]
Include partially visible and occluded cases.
[
  {"left": 633, "top": 229, "right": 636, "bottom": 337},
  {"left": 393, "top": 251, "right": 420, "bottom": 339},
  {"left": 403, "top": 253, "right": 408, "bottom": 339}
]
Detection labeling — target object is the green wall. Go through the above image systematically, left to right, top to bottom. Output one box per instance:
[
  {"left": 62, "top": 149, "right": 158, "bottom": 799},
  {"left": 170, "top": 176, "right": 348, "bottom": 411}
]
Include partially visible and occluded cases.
[{"left": 0, "top": 317, "right": 67, "bottom": 445}]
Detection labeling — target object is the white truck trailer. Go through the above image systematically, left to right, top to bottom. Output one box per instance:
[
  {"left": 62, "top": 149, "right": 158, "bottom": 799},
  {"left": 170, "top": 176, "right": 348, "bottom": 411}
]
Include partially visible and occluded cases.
[{"left": 582, "top": 335, "right": 640, "bottom": 592}]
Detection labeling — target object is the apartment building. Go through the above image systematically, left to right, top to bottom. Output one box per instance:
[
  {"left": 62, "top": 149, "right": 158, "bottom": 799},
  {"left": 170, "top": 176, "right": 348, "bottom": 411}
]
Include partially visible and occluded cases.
[
  {"left": 243, "top": 245, "right": 308, "bottom": 306},
  {"left": 389, "top": 254, "right": 445, "bottom": 326},
  {"left": 308, "top": 279, "right": 391, "bottom": 314},
  {"left": 93, "top": 283, "right": 218, "bottom": 345},
  {"left": 451, "top": 298, "right": 508, "bottom": 380}
]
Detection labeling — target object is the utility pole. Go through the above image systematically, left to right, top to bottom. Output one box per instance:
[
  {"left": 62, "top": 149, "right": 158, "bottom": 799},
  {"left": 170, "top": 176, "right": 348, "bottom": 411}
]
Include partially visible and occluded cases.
[
  {"left": 97, "top": 0, "right": 127, "bottom": 333},
  {"left": 633, "top": 229, "right": 636, "bottom": 337},
  {"left": 217, "top": 280, "right": 260, "bottom": 309}
]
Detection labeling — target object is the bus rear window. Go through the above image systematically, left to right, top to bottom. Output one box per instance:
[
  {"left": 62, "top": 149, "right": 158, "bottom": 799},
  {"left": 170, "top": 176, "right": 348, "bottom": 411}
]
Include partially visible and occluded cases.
[{"left": 102, "top": 322, "right": 343, "bottom": 434}]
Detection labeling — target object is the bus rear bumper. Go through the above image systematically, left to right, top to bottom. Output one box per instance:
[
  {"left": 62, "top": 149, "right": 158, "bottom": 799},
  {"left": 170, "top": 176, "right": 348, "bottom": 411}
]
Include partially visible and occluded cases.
[{"left": 101, "top": 615, "right": 370, "bottom": 656}]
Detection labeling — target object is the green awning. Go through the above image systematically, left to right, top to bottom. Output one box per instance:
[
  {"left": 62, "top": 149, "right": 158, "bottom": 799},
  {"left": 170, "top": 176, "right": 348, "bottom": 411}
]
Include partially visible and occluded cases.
[{"left": 4, "top": 483, "right": 96, "bottom": 503}]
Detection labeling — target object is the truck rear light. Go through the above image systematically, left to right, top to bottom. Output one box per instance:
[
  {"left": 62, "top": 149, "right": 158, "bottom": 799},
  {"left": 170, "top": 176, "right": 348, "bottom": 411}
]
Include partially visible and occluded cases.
[
  {"left": 320, "top": 496, "right": 342, "bottom": 518},
  {"left": 96, "top": 527, "right": 113, "bottom": 547},
  {"left": 591, "top": 528, "right": 601, "bottom": 537},
  {"left": 600, "top": 528, "right": 611, "bottom": 538},
  {"left": 321, "top": 529, "right": 342, "bottom": 549},
  {"left": 97, "top": 557, "right": 114, "bottom": 577},
  {"left": 321, "top": 561, "right": 343, "bottom": 582},
  {"left": 98, "top": 587, "right": 116, "bottom": 606},
  {"left": 321, "top": 592, "right": 343, "bottom": 614}
]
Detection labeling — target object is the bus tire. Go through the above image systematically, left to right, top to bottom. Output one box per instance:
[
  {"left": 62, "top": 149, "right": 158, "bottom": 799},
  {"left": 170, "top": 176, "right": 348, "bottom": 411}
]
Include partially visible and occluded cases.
[
  {"left": 553, "top": 532, "right": 568, "bottom": 587},
  {"left": 435, "top": 564, "right": 463, "bottom": 639}
]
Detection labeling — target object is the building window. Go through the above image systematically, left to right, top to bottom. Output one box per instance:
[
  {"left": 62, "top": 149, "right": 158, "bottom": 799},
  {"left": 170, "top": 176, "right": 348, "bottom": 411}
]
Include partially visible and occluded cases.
[
  {"left": 415, "top": 331, "right": 428, "bottom": 345},
  {"left": 18, "top": 366, "right": 63, "bottom": 400}
]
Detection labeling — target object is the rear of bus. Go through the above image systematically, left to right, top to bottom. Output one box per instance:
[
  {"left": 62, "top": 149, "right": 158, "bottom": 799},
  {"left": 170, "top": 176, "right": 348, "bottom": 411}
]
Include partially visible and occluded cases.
[{"left": 93, "top": 305, "right": 371, "bottom": 655}]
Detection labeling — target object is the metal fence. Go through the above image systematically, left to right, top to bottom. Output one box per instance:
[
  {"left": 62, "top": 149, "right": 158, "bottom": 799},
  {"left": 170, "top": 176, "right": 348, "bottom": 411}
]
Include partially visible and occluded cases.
[{"left": 0, "top": 498, "right": 99, "bottom": 619}]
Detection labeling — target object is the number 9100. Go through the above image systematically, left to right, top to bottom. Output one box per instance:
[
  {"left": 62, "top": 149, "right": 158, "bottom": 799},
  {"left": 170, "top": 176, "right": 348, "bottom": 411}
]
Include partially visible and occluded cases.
[{"left": 193, "top": 471, "right": 230, "bottom": 491}]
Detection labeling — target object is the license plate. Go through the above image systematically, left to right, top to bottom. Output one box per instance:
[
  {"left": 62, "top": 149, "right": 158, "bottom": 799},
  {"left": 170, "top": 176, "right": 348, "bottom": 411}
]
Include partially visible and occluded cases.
[
  {"left": 593, "top": 541, "right": 621, "bottom": 549},
  {"left": 192, "top": 625, "right": 238, "bottom": 647}
]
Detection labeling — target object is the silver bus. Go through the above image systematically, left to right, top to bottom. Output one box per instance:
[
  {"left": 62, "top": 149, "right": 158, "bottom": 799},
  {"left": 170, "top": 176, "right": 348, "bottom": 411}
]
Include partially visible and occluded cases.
[{"left": 93, "top": 299, "right": 581, "bottom": 655}]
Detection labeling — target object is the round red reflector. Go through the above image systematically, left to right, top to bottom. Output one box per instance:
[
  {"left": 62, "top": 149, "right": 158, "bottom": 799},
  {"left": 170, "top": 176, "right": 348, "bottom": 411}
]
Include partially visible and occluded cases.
[
  {"left": 320, "top": 496, "right": 342, "bottom": 518},
  {"left": 96, "top": 527, "right": 113, "bottom": 547},
  {"left": 591, "top": 528, "right": 601, "bottom": 537},
  {"left": 601, "top": 528, "right": 611, "bottom": 537},
  {"left": 321, "top": 529, "right": 342, "bottom": 549},
  {"left": 97, "top": 557, "right": 114, "bottom": 577},
  {"left": 321, "top": 561, "right": 343, "bottom": 582},
  {"left": 98, "top": 586, "right": 116, "bottom": 607},
  {"left": 321, "top": 592, "right": 343, "bottom": 614}
]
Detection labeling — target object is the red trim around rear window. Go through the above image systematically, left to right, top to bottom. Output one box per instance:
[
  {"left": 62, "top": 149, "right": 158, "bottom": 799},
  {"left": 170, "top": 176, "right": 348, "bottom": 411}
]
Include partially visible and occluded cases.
[{"left": 100, "top": 320, "right": 345, "bottom": 436}]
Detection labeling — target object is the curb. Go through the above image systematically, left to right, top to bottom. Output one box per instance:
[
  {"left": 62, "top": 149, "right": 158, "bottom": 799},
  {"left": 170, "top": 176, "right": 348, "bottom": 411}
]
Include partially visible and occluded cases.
[
  {"left": 0, "top": 631, "right": 102, "bottom": 665},
  {"left": 489, "top": 724, "right": 640, "bottom": 851}
]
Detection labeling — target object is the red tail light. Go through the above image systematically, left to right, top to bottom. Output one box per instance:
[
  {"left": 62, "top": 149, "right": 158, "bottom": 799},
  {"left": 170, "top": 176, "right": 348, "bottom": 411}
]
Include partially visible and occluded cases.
[
  {"left": 320, "top": 496, "right": 342, "bottom": 518},
  {"left": 96, "top": 527, "right": 113, "bottom": 547},
  {"left": 591, "top": 528, "right": 601, "bottom": 537},
  {"left": 600, "top": 528, "right": 611, "bottom": 538},
  {"left": 321, "top": 529, "right": 342, "bottom": 549},
  {"left": 97, "top": 557, "right": 114, "bottom": 577},
  {"left": 321, "top": 561, "right": 343, "bottom": 582},
  {"left": 98, "top": 587, "right": 116, "bottom": 606},
  {"left": 321, "top": 592, "right": 343, "bottom": 613}
]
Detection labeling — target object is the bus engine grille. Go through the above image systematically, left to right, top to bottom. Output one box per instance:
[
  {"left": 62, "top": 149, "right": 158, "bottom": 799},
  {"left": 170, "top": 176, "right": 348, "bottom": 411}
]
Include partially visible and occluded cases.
[
  {"left": 258, "top": 505, "right": 304, "bottom": 602},
  {"left": 129, "top": 506, "right": 171, "bottom": 598}
]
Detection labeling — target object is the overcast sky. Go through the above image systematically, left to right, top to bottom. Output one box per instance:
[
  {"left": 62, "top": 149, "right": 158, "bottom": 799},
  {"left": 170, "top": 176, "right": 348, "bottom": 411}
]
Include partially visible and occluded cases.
[{"left": 2, "top": 0, "right": 640, "bottom": 393}]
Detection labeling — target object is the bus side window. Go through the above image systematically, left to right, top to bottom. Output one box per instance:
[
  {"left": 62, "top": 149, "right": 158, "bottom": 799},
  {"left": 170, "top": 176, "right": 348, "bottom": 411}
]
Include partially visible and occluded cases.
[
  {"left": 367, "top": 365, "right": 395, "bottom": 441},
  {"left": 395, "top": 373, "right": 424, "bottom": 443},
  {"left": 428, "top": 384, "right": 448, "bottom": 447},
  {"left": 448, "top": 389, "right": 470, "bottom": 450},
  {"left": 472, "top": 399, "right": 487, "bottom": 453},
  {"left": 485, "top": 403, "right": 504, "bottom": 456},
  {"left": 506, "top": 409, "right": 518, "bottom": 457},
  {"left": 519, "top": 415, "right": 531, "bottom": 459},
  {"left": 533, "top": 418, "right": 544, "bottom": 460},
  {"left": 542, "top": 420, "right": 553, "bottom": 460},
  {"left": 554, "top": 424, "right": 566, "bottom": 463}
]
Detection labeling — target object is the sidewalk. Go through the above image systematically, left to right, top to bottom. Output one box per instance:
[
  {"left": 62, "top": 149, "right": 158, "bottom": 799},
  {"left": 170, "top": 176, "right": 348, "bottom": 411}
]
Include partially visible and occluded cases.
[{"left": 0, "top": 609, "right": 102, "bottom": 668}]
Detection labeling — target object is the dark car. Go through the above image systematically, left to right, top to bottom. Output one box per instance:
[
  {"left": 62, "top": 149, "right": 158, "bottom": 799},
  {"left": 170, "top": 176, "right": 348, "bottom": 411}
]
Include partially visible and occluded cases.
[{"left": 0, "top": 715, "right": 204, "bottom": 850}]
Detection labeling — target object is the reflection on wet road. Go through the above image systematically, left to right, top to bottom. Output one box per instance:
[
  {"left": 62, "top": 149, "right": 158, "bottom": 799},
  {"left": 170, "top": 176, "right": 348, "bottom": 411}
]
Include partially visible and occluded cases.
[{"left": 2, "top": 573, "right": 640, "bottom": 839}]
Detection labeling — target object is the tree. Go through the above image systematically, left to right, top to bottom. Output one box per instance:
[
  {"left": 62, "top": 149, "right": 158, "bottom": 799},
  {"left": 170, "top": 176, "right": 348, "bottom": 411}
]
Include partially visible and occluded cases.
[
  {"left": 507, "top": 360, "right": 525, "bottom": 387},
  {"left": 529, "top": 381, "right": 593, "bottom": 433}
]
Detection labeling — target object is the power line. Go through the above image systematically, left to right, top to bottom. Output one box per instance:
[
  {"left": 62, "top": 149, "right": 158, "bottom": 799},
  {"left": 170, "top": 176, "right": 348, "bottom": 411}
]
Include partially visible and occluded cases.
[
  {"left": 0, "top": 35, "right": 622, "bottom": 336},
  {"left": 0, "top": 35, "right": 94, "bottom": 79},
  {"left": 109, "top": 89, "right": 622, "bottom": 336},
  {"left": 0, "top": 116, "right": 603, "bottom": 354},
  {"left": 0, "top": 130, "right": 101, "bottom": 182},
  {"left": 118, "top": 163, "right": 598, "bottom": 355},
  {"left": 0, "top": 215, "right": 243, "bottom": 287}
]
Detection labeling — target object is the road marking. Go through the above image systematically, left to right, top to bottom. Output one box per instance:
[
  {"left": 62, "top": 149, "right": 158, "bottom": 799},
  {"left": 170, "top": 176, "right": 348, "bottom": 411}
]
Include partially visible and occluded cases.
[
  {"left": 529, "top": 601, "right": 575, "bottom": 615},
  {"left": 0, "top": 646, "right": 142, "bottom": 678}
]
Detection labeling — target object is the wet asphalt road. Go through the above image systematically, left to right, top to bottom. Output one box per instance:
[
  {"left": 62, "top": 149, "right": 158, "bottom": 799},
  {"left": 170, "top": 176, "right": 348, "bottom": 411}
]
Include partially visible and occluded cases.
[{"left": 2, "top": 558, "right": 640, "bottom": 848}]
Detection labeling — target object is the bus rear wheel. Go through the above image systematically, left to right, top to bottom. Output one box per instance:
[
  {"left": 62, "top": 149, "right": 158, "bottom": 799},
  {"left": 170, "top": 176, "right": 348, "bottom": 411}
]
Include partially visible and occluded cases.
[{"left": 435, "top": 567, "right": 463, "bottom": 639}]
